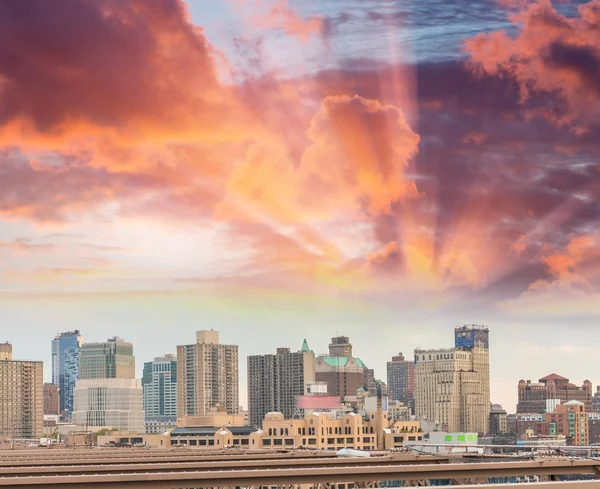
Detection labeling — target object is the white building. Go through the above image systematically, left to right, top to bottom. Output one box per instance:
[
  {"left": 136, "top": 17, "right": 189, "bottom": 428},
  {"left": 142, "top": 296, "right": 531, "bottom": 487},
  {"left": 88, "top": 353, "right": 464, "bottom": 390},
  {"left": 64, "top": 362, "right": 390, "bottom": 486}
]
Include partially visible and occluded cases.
[{"left": 73, "top": 378, "right": 144, "bottom": 433}]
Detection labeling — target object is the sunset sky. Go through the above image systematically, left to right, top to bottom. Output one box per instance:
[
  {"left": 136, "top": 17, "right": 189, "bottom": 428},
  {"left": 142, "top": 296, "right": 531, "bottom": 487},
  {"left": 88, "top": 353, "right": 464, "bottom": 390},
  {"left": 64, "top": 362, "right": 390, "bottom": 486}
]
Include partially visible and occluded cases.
[{"left": 2, "top": 0, "right": 600, "bottom": 411}]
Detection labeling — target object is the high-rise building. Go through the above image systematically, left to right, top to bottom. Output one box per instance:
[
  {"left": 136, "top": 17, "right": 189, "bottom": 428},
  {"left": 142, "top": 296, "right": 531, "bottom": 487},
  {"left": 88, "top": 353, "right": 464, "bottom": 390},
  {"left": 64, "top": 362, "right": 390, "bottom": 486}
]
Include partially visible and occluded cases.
[
  {"left": 414, "top": 325, "right": 490, "bottom": 434},
  {"left": 51, "top": 330, "right": 83, "bottom": 417},
  {"left": 177, "top": 330, "right": 239, "bottom": 417},
  {"left": 315, "top": 336, "right": 367, "bottom": 406},
  {"left": 79, "top": 337, "right": 135, "bottom": 380},
  {"left": 248, "top": 340, "right": 316, "bottom": 427},
  {"left": 0, "top": 344, "right": 43, "bottom": 439},
  {"left": 387, "top": 353, "right": 415, "bottom": 410},
  {"left": 142, "top": 354, "right": 177, "bottom": 433},
  {"left": 517, "top": 374, "right": 592, "bottom": 413},
  {"left": 72, "top": 378, "right": 144, "bottom": 432},
  {"left": 43, "top": 383, "right": 59, "bottom": 415},
  {"left": 489, "top": 403, "right": 508, "bottom": 436}
]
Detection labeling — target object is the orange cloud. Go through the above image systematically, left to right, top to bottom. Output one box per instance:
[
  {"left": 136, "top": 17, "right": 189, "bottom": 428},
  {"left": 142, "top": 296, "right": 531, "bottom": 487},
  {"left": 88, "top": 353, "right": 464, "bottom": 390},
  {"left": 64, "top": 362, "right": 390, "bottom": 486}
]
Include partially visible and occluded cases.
[{"left": 465, "top": 0, "right": 600, "bottom": 132}]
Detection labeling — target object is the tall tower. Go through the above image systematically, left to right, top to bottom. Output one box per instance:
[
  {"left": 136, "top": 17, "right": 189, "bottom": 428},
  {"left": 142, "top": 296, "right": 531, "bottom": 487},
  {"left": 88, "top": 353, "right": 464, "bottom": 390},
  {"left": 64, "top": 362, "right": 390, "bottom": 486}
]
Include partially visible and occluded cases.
[
  {"left": 415, "top": 325, "right": 490, "bottom": 434},
  {"left": 51, "top": 330, "right": 84, "bottom": 417},
  {"left": 177, "top": 330, "right": 239, "bottom": 417},
  {"left": 79, "top": 337, "right": 135, "bottom": 380},
  {"left": 247, "top": 339, "right": 316, "bottom": 427},
  {"left": 386, "top": 353, "right": 415, "bottom": 412}
]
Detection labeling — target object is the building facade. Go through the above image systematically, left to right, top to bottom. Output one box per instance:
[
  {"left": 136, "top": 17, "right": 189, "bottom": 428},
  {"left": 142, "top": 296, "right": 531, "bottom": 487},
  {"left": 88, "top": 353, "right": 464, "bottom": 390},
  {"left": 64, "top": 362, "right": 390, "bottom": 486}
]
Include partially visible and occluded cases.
[
  {"left": 414, "top": 325, "right": 490, "bottom": 434},
  {"left": 51, "top": 330, "right": 83, "bottom": 417},
  {"left": 177, "top": 330, "right": 239, "bottom": 417},
  {"left": 315, "top": 336, "right": 368, "bottom": 406},
  {"left": 79, "top": 337, "right": 135, "bottom": 380},
  {"left": 248, "top": 340, "right": 316, "bottom": 427},
  {"left": 0, "top": 344, "right": 43, "bottom": 439},
  {"left": 387, "top": 353, "right": 415, "bottom": 411},
  {"left": 142, "top": 354, "right": 177, "bottom": 433},
  {"left": 517, "top": 374, "right": 593, "bottom": 413},
  {"left": 72, "top": 378, "right": 144, "bottom": 433},
  {"left": 43, "top": 383, "right": 59, "bottom": 415},
  {"left": 516, "top": 401, "right": 589, "bottom": 446},
  {"left": 489, "top": 404, "right": 508, "bottom": 436}
]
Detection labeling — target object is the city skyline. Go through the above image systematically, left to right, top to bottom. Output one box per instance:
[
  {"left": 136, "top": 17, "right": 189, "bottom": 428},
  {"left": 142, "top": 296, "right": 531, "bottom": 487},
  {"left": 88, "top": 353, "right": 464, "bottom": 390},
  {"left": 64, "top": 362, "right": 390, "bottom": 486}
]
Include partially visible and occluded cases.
[
  {"left": 2, "top": 0, "right": 600, "bottom": 421},
  {"left": 5, "top": 324, "right": 599, "bottom": 414}
]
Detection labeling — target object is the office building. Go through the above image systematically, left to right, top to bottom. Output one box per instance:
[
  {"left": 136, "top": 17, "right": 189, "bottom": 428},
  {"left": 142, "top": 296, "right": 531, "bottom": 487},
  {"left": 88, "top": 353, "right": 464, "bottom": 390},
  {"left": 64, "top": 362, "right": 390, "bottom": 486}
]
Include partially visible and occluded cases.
[
  {"left": 414, "top": 325, "right": 490, "bottom": 434},
  {"left": 51, "top": 330, "right": 83, "bottom": 417},
  {"left": 177, "top": 330, "right": 239, "bottom": 417},
  {"left": 315, "top": 336, "right": 368, "bottom": 406},
  {"left": 79, "top": 337, "right": 135, "bottom": 380},
  {"left": 248, "top": 340, "right": 316, "bottom": 427},
  {"left": 0, "top": 344, "right": 43, "bottom": 439},
  {"left": 387, "top": 352, "right": 415, "bottom": 411},
  {"left": 142, "top": 354, "right": 177, "bottom": 433},
  {"left": 517, "top": 374, "right": 592, "bottom": 413},
  {"left": 72, "top": 378, "right": 144, "bottom": 432},
  {"left": 43, "top": 383, "right": 59, "bottom": 415},
  {"left": 489, "top": 404, "right": 508, "bottom": 436}
]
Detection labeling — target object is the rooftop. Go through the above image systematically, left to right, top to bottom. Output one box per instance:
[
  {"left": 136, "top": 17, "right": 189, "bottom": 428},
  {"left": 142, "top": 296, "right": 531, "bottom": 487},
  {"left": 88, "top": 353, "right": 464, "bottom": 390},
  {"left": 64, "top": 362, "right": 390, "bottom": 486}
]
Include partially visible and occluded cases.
[
  {"left": 319, "top": 356, "right": 367, "bottom": 368},
  {"left": 539, "top": 373, "right": 569, "bottom": 382}
]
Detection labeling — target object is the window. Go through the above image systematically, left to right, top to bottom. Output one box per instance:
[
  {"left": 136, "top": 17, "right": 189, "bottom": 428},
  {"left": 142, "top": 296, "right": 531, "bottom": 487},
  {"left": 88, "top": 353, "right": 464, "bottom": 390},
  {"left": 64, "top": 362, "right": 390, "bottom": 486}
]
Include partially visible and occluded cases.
[
  {"left": 269, "top": 428, "right": 272, "bottom": 436},
  {"left": 308, "top": 438, "right": 316, "bottom": 445},
  {"left": 328, "top": 438, "right": 335, "bottom": 444},
  {"left": 337, "top": 438, "right": 344, "bottom": 444},
  {"left": 346, "top": 438, "right": 353, "bottom": 443},
  {"left": 242, "top": 439, "right": 249, "bottom": 445},
  {"left": 263, "top": 439, "right": 271, "bottom": 446},
  {"left": 274, "top": 439, "right": 283, "bottom": 446},
  {"left": 285, "top": 439, "right": 294, "bottom": 446},
  {"left": 190, "top": 440, "right": 197, "bottom": 446},
  {"left": 199, "top": 440, "right": 207, "bottom": 446},
  {"left": 208, "top": 440, "right": 214, "bottom": 446}
]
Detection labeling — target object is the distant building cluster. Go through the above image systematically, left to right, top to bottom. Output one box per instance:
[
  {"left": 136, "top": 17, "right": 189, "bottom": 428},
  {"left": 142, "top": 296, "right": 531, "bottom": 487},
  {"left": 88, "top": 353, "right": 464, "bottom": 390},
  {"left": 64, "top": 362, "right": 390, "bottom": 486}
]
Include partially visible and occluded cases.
[{"left": 0, "top": 323, "right": 597, "bottom": 450}]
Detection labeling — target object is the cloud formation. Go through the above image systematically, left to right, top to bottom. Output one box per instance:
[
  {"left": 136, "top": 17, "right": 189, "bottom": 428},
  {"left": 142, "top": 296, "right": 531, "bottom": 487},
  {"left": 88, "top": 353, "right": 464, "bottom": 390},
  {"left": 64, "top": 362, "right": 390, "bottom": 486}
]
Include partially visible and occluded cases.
[{"left": 466, "top": 0, "right": 600, "bottom": 132}]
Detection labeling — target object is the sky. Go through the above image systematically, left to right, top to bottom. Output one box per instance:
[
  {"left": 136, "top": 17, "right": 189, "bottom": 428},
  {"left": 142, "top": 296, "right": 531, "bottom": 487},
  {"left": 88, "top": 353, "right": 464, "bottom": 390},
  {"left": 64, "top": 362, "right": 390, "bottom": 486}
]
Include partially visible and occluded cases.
[{"left": 1, "top": 0, "right": 600, "bottom": 412}]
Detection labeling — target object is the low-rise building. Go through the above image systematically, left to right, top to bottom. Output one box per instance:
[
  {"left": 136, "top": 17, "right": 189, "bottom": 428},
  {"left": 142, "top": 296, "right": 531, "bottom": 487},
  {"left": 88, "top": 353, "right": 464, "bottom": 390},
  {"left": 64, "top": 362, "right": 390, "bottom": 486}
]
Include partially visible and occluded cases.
[
  {"left": 516, "top": 400, "right": 589, "bottom": 445},
  {"left": 145, "top": 416, "right": 176, "bottom": 434},
  {"left": 170, "top": 425, "right": 260, "bottom": 448}
]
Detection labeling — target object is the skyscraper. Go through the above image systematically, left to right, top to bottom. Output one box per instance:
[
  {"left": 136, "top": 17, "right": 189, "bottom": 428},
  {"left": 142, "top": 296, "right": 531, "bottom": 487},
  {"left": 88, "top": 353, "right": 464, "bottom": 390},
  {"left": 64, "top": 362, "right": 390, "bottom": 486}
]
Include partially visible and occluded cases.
[
  {"left": 414, "top": 325, "right": 490, "bottom": 433},
  {"left": 51, "top": 330, "right": 83, "bottom": 417},
  {"left": 177, "top": 330, "right": 239, "bottom": 417},
  {"left": 74, "top": 337, "right": 142, "bottom": 432},
  {"left": 79, "top": 337, "right": 135, "bottom": 380},
  {"left": 248, "top": 340, "right": 316, "bottom": 427},
  {"left": 0, "top": 343, "right": 43, "bottom": 439},
  {"left": 386, "top": 353, "right": 415, "bottom": 410},
  {"left": 142, "top": 354, "right": 178, "bottom": 433}
]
